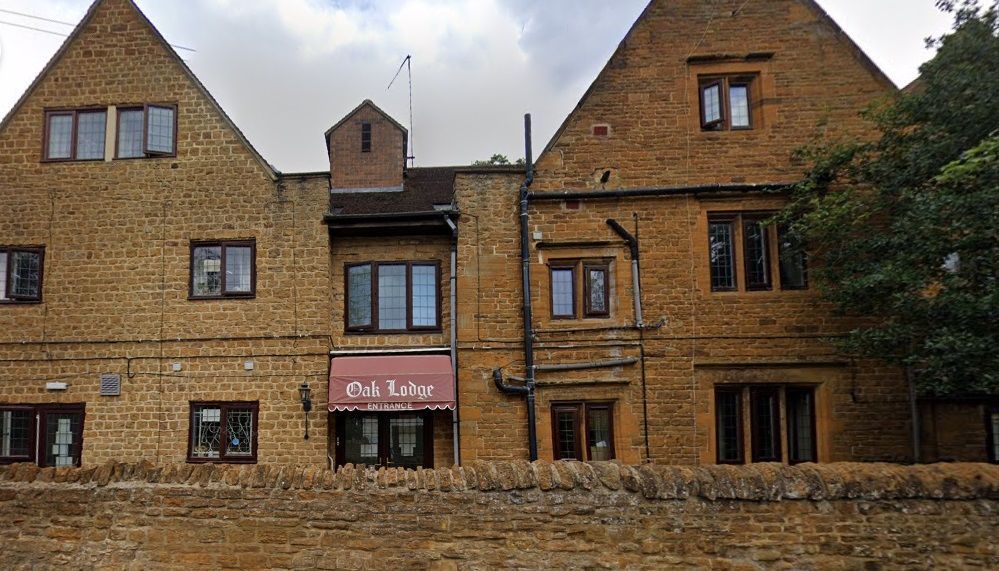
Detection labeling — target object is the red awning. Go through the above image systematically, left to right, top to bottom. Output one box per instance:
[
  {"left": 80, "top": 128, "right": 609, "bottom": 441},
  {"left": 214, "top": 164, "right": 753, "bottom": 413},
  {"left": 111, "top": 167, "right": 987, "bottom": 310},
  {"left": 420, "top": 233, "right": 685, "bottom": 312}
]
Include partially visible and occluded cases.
[{"left": 329, "top": 355, "right": 455, "bottom": 412}]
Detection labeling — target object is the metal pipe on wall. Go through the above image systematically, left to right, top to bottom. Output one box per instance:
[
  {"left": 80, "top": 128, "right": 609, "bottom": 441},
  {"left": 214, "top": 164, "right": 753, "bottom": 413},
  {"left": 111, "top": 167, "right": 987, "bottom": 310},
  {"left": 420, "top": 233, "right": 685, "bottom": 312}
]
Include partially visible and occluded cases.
[
  {"left": 519, "top": 114, "right": 538, "bottom": 462},
  {"left": 447, "top": 216, "right": 461, "bottom": 465}
]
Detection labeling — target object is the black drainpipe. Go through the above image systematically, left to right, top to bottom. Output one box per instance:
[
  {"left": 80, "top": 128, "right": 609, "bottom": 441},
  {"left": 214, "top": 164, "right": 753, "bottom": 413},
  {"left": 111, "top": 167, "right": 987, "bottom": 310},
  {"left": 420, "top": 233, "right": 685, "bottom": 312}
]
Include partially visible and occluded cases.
[
  {"left": 492, "top": 114, "right": 538, "bottom": 461},
  {"left": 606, "top": 216, "right": 652, "bottom": 462}
]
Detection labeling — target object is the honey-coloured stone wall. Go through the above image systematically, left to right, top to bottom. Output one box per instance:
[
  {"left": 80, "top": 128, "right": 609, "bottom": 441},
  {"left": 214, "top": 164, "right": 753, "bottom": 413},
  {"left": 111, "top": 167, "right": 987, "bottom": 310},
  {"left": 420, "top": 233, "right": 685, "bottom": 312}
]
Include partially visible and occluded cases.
[{"left": 0, "top": 461, "right": 996, "bottom": 570}]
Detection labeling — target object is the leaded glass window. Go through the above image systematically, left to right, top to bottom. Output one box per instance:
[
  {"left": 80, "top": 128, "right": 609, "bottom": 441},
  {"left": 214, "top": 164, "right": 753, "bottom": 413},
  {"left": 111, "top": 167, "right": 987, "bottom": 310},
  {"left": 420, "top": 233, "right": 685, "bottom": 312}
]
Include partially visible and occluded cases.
[
  {"left": 700, "top": 82, "right": 722, "bottom": 127},
  {"left": 729, "top": 84, "right": 750, "bottom": 128},
  {"left": 146, "top": 105, "right": 175, "bottom": 154},
  {"left": 117, "top": 108, "right": 145, "bottom": 158},
  {"left": 75, "top": 110, "right": 106, "bottom": 160},
  {"left": 45, "top": 113, "right": 73, "bottom": 159},
  {"left": 743, "top": 218, "right": 771, "bottom": 290},
  {"left": 709, "top": 219, "right": 736, "bottom": 291},
  {"left": 778, "top": 225, "right": 808, "bottom": 289},
  {"left": 190, "top": 241, "right": 255, "bottom": 298},
  {"left": 1, "top": 248, "right": 44, "bottom": 301},
  {"left": 345, "top": 262, "right": 440, "bottom": 332},
  {"left": 347, "top": 264, "right": 372, "bottom": 328},
  {"left": 377, "top": 264, "right": 407, "bottom": 330},
  {"left": 411, "top": 264, "right": 437, "bottom": 327},
  {"left": 584, "top": 264, "right": 609, "bottom": 316},
  {"left": 551, "top": 266, "right": 575, "bottom": 318},
  {"left": 751, "top": 387, "right": 781, "bottom": 462},
  {"left": 787, "top": 388, "right": 816, "bottom": 464},
  {"left": 715, "top": 389, "right": 743, "bottom": 463},
  {"left": 552, "top": 402, "right": 616, "bottom": 461},
  {"left": 189, "top": 403, "right": 257, "bottom": 463},
  {"left": 0, "top": 409, "right": 32, "bottom": 459}
]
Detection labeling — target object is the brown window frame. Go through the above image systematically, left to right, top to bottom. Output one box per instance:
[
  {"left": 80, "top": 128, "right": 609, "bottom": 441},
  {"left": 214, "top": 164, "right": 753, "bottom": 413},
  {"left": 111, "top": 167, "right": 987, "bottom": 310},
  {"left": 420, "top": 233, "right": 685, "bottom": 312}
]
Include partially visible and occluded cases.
[
  {"left": 699, "top": 75, "right": 756, "bottom": 131},
  {"left": 113, "top": 103, "right": 178, "bottom": 159},
  {"left": 42, "top": 108, "right": 107, "bottom": 162},
  {"left": 361, "top": 122, "right": 372, "bottom": 153},
  {"left": 708, "top": 212, "right": 808, "bottom": 293},
  {"left": 742, "top": 215, "right": 772, "bottom": 291},
  {"left": 708, "top": 216, "right": 738, "bottom": 292},
  {"left": 188, "top": 240, "right": 257, "bottom": 300},
  {"left": 0, "top": 246, "right": 45, "bottom": 303},
  {"left": 549, "top": 259, "right": 613, "bottom": 320},
  {"left": 344, "top": 261, "right": 442, "bottom": 333},
  {"left": 549, "top": 262, "right": 577, "bottom": 319},
  {"left": 583, "top": 262, "right": 610, "bottom": 317},
  {"left": 714, "top": 385, "right": 819, "bottom": 465},
  {"left": 750, "top": 386, "right": 782, "bottom": 462},
  {"left": 786, "top": 387, "right": 818, "bottom": 464},
  {"left": 714, "top": 388, "right": 744, "bottom": 464},
  {"left": 187, "top": 401, "right": 259, "bottom": 464},
  {"left": 550, "top": 401, "right": 616, "bottom": 461},
  {"left": 0, "top": 403, "right": 86, "bottom": 467},
  {"left": 986, "top": 406, "right": 998, "bottom": 464}
]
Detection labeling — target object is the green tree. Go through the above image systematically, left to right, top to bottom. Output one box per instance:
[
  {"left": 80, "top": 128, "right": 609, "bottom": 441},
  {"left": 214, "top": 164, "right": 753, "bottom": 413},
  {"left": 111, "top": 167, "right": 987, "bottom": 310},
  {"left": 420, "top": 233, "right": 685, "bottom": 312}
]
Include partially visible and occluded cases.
[
  {"left": 777, "top": 1, "right": 999, "bottom": 396},
  {"left": 471, "top": 154, "right": 525, "bottom": 166}
]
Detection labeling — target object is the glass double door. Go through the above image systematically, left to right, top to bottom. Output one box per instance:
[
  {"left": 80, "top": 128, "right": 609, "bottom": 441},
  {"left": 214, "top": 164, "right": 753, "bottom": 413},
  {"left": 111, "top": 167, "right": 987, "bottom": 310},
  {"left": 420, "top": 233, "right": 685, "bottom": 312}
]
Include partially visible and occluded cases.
[{"left": 334, "top": 411, "right": 433, "bottom": 469}]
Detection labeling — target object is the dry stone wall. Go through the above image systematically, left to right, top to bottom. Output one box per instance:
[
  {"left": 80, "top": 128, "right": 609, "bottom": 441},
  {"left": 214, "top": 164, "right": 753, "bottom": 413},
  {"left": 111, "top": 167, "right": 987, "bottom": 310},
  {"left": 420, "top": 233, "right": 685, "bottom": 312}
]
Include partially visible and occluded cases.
[{"left": 1, "top": 461, "right": 996, "bottom": 570}]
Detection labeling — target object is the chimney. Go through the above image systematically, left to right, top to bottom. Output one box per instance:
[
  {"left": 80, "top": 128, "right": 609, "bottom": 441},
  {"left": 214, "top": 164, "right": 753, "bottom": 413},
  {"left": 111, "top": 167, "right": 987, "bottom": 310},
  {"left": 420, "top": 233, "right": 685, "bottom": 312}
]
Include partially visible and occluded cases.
[{"left": 325, "top": 100, "right": 408, "bottom": 190}]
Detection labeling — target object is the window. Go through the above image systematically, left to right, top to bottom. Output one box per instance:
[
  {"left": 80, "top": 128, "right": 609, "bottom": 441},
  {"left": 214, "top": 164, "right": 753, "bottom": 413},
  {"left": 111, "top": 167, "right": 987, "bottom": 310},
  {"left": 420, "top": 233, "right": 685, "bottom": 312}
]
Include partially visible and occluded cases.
[
  {"left": 699, "top": 76, "right": 755, "bottom": 131},
  {"left": 115, "top": 104, "right": 177, "bottom": 158},
  {"left": 43, "top": 109, "right": 106, "bottom": 161},
  {"left": 361, "top": 122, "right": 372, "bottom": 153},
  {"left": 707, "top": 213, "right": 807, "bottom": 292},
  {"left": 189, "top": 240, "right": 255, "bottom": 299},
  {"left": 0, "top": 247, "right": 44, "bottom": 303},
  {"left": 549, "top": 259, "right": 612, "bottom": 319},
  {"left": 345, "top": 261, "right": 440, "bottom": 332},
  {"left": 550, "top": 264, "right": 576, "bottom": 318},
  {"left": 714, "top": 386, "right": 817, "bottom": 464},
  {"left": 188, "top": 402, "right": 258, "bottom": 463},
  {"left": 551, "top": 402, "right": 615, "bottom": 461},
  {"left": 0, "top": 404, "right": 85, "bottom": 467},
  {"left": 987, "top": 406, "right": 998, "bottom": 464}
]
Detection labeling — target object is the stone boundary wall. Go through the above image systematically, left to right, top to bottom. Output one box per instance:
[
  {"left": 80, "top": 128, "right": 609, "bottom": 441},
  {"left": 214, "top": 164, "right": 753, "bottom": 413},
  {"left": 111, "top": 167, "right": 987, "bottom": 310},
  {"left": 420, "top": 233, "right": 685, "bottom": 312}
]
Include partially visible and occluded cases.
[{"left": 1, "top": 461, "right": 997, "bottom": 569}]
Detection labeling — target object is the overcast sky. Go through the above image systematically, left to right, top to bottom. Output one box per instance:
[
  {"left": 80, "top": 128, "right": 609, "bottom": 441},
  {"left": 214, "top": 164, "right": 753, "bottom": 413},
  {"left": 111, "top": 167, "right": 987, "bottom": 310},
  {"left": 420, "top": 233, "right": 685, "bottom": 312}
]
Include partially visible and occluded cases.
[{"left": 0, "top": 0, "right": 953, "bottom": 172}]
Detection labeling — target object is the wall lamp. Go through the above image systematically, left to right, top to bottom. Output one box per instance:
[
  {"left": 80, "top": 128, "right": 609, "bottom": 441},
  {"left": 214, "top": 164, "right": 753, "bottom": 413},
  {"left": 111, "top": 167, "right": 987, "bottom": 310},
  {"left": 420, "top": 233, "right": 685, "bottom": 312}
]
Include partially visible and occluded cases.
[{"left": 299, "top": 382, "right": 312, "bottom": 440}]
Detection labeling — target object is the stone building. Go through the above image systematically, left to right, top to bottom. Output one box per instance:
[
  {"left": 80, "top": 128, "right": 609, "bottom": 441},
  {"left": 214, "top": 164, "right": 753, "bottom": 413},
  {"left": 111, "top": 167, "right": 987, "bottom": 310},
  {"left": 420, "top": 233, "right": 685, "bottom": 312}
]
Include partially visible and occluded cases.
[{"left": 0, "top": 0, "right": 993, "bottom": 469}]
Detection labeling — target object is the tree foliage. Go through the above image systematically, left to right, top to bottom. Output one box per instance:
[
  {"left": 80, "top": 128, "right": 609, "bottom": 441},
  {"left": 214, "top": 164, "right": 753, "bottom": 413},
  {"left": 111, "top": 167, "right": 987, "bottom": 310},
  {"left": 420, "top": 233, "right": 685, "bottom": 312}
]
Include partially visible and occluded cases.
[
  {"left": 777, "top": 2, "right": 999, "bottom": 396},
  {"left": 471, "top": 154, "right": 525, "bottom": 166}
]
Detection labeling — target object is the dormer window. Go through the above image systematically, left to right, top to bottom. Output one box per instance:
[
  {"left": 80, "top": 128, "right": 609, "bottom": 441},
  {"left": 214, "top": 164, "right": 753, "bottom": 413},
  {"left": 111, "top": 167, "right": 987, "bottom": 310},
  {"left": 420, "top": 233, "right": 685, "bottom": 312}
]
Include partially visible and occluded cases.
[{"left": 361, "top": 122, "right": 371, "bottom": 153}]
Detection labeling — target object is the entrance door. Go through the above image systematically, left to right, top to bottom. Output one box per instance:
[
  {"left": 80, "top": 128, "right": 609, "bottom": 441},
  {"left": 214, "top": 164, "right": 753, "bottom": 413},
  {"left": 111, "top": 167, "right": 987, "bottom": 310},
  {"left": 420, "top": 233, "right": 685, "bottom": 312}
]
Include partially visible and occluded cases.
[{"left": 334, "top": 411, "right": 433, "bottom": 469}]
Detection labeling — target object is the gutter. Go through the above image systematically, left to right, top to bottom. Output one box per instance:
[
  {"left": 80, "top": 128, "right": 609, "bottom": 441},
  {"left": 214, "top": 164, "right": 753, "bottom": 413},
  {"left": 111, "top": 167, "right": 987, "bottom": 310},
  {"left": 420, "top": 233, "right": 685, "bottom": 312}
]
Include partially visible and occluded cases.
[{"left": 527, "top": 182, "right": 792, "bottom": 201}]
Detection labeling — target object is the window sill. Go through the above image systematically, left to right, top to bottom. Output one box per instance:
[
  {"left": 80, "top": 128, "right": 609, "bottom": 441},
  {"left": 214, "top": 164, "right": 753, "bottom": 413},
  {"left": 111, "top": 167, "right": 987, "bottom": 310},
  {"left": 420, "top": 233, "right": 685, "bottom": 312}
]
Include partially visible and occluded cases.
[
  {"left": 114, "top": 154, "right": 178, "bottom": 161},
  {"left": 40, "top": 157, "right": 106, "bottom": 163},
  {"left": 188, "top": 295, "right": 256, "bottom": 301},
  {"left": 0, "top": 300, "right": 43, "bottom": 305},
  {"left": 345, "top": 328, "right": 444, "bottom": 335},
  {"left": 187, "top": 457, "right": 257, "bottom": 464}
]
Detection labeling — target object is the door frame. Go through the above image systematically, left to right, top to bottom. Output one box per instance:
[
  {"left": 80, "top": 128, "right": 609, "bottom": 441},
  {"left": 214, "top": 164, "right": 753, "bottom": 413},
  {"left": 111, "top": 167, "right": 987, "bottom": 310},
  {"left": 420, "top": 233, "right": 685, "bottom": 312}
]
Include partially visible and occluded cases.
[{"left": 333, "top": 410, "right": 434, "bottom": 469}]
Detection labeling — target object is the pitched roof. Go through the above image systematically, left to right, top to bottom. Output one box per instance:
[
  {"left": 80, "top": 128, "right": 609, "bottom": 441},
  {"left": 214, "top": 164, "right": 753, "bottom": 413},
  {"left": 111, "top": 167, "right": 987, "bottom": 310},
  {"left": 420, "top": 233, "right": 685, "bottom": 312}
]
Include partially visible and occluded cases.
[
  {"left": 0, "top": 0, "right": 278, "bottom": 180},
  {"left": 538, "top": 0, "right": 898, "bottom": 160},
  {"left": 324, "top": 99, "right": 408, "bottom": 153},
  {"left": 328, "top": 167, "right": 455, "bottom": 216}
]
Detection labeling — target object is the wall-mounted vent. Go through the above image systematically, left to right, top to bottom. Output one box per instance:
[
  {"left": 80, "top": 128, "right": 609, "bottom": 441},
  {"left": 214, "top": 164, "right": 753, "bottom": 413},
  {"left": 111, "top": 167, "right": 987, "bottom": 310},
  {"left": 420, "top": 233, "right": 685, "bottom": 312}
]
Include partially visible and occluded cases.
[
  {"left": 592, "top": 124, "right": 610, "bottom": 137},
  {"left": 100, "top": 373, "right": 121, "bottom": 397}
]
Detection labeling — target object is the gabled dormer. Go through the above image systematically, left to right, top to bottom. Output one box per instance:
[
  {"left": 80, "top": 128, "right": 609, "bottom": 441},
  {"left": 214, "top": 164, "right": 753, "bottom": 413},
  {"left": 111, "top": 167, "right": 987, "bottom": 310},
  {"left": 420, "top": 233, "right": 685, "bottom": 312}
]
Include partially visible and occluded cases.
[{"left": 325, "top": 100, "right": 408, "bottom": 190}]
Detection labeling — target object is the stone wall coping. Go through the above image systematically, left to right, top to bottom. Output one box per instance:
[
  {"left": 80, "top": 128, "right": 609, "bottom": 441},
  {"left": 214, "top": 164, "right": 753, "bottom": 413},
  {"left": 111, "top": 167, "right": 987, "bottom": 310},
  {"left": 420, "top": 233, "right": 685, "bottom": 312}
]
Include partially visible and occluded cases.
[{"left": 1, "top": 461, "right": 996, "bottom": 501}]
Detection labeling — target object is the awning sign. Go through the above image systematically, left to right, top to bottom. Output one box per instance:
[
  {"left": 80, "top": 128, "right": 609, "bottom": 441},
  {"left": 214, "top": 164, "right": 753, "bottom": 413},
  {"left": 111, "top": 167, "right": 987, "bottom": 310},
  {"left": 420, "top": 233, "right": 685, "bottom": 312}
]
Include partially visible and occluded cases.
[{"left": 328, "top": 355, "right": 455, "bottom": 412}]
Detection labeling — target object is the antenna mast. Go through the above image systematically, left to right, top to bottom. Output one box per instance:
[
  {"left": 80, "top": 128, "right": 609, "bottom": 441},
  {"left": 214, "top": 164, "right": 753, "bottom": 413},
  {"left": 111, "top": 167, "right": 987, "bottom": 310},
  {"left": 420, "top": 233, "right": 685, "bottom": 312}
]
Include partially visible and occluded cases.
[{"left": 388, "top": 55, "right": 415, "bottom": 168}]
